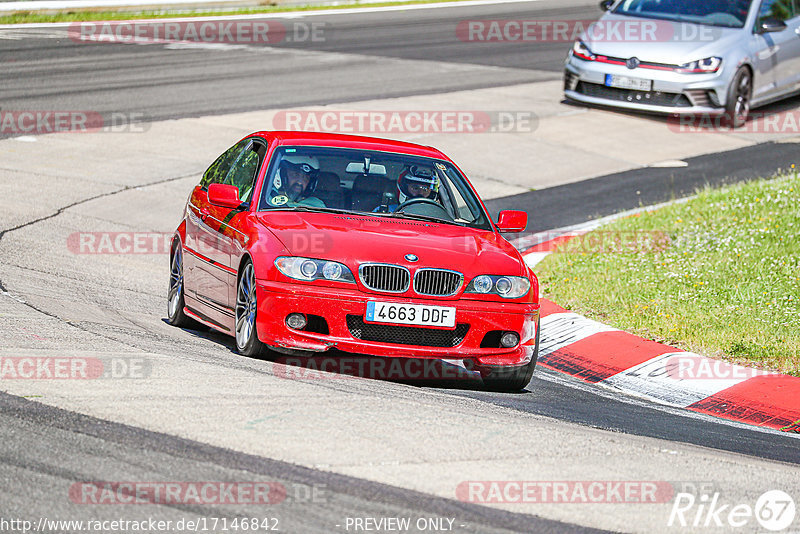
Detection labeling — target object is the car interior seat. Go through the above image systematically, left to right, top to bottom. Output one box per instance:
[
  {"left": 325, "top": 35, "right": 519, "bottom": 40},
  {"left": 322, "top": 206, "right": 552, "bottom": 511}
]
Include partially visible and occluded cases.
[
  {"left": 315, "top": 171, "right": 344, "bottom": 209},
  {"left": 349, "top": 175, "right": 394, "bottom": 212}
]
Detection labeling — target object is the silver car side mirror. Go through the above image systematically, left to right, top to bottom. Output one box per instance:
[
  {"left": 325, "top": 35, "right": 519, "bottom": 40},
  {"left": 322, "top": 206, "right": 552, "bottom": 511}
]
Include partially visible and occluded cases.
[{"left": 759, "top": 17, "right": 788, "bottom": 33}]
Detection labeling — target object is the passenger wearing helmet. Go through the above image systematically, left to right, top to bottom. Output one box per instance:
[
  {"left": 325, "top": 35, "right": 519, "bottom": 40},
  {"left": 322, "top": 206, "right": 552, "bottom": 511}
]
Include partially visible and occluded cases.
[
  {"left": 268, "top": 154, "right": 326, "bottom": 208},
  {"left": 376, "top": 165, "right": 440, "bottom": 213}
]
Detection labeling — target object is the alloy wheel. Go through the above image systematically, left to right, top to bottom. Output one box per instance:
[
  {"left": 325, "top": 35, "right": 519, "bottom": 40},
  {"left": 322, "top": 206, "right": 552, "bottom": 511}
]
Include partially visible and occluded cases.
[{"left": 236, "top": 263, "right": 257, "bottom": 349}]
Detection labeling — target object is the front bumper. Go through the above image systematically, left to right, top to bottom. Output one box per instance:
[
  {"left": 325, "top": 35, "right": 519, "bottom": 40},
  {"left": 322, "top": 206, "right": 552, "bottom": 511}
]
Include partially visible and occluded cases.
[
  {"left": 564, "top": 55, "right": 729, "bottom": 115},
  {"left": 255, "top": 280, "right": 539, "bottom": 367}
]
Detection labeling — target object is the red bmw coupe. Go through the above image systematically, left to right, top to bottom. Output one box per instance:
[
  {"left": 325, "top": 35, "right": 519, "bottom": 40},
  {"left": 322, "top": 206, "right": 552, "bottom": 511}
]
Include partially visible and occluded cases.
[{"left": 168, "top": 131, "right": 540, "bottom": 391}]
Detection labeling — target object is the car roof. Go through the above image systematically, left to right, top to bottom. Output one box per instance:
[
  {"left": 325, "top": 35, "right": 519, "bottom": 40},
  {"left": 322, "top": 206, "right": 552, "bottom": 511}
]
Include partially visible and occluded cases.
[{"left": 249, "top": 131, "right": 450, "bottom": 160}]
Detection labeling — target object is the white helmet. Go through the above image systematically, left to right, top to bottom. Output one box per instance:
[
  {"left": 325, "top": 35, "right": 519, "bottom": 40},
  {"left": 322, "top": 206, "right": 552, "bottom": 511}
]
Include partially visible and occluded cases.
[
  {"left": 278, "top": 154, "right": 320, "bottom": 200},
  {"left": 282, "top": 154, "right": 320, "bottom": 174}
]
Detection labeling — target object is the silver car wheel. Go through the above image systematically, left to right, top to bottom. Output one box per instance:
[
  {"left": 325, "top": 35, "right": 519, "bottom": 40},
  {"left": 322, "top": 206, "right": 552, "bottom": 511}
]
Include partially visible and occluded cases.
[
  {"left": 726, "top": 67, "right": 752, "bottom": 129},
  {"left": 733, "top": 72, "right": 751, "bottom": 125},
  {"left": 168, "top": 247, "right": 183, "bottom": 319},
  {"left": 236, "top": 263, "right": 257, "bottom": 350}
]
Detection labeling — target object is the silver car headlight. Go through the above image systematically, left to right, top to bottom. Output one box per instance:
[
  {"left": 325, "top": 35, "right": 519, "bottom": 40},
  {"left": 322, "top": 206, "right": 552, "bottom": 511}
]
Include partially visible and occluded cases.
[
  {"left": 572, "top": 40, "right": 596, "bottom": 61},
  {"left": 677, "top": 56, "right": 722, "bottom": 74},
  {"left": 275, "top": 257, "right": 355, "bottom": 283},
  {"left": 465, "top": 275, "right": 530, "bottom": 299}
]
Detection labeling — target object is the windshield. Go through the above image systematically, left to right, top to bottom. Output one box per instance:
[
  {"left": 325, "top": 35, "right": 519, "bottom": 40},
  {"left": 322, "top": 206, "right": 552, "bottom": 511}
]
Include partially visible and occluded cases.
[
  {"left": 613, "top": 0, "right": 754, "bottom": 28},
  {"left": 257, "top": 146, "right": 491, "bottom": 230}
]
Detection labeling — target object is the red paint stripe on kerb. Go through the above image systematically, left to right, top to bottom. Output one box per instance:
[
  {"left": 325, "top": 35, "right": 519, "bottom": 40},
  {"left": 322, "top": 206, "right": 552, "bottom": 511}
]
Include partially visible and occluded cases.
[
  {"left": 539, "top": 299, "right": 569, "bottom": 318},
  {"left": 539, "top": 331, "right": 671, "bottom": 383},
  {"left": 542, "top": 331, "right": 675, "bottom": 383},
  {"left": 687, "top": 375, "right": 800, "bottom": 430}
]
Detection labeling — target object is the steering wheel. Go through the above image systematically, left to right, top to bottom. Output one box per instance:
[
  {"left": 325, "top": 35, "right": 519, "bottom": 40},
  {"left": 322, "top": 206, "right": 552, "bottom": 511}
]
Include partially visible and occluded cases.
[{"left": 395, "top": 198, "right": 453, "bottom": 221}]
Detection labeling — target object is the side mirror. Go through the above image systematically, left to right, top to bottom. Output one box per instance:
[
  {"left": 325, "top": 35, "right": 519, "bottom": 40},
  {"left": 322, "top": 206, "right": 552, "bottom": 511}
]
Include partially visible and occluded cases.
[
  {"left": 599, "top": 0, "right": 614, "bottom": 11},
  {"left": 759, "top": 17, "right": 787, "bottom": 33},
  {"left": 207, "top": 183, "right": 242, "bottom": 209},
  {"left": 496, "top": 210, "right": 528, "bottom": 233}
]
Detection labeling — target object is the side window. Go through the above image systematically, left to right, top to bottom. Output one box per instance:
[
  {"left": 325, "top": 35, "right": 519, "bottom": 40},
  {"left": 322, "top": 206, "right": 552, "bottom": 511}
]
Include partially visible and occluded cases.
[
  {"left": 760, "top": 0, "right": 795, "bottom": 22},
  {"left": 223, "top": 139, "right": 266, "bottom": 204},
  {"left": 199, "top": 140, "right": 249, "bottom": 190}
]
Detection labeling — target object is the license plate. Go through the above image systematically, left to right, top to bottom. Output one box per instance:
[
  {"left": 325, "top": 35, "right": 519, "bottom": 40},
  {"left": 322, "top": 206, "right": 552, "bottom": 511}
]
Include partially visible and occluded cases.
[
  {"left": 605, "top": 74, "right": 652, "bottom": 91},
  {"left": 365, "top": 301, "right": 456, "bottom": 328}
]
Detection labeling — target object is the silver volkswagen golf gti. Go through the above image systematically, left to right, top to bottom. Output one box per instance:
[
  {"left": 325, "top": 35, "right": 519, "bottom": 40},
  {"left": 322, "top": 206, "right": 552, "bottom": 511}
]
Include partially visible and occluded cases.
[{"left": 564, "top": 0, "right": 800, "bottom": 127}]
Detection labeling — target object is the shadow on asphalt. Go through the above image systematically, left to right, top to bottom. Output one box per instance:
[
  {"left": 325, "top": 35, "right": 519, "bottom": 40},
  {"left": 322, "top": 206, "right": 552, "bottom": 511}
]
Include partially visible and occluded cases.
[{"left": 161, "top": 317, "right": 536, "bottom": 392}]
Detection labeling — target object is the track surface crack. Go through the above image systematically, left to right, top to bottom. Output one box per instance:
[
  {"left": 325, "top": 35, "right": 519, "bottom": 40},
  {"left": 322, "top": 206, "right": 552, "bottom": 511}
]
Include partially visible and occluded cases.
[{"left": 0, "top": 171, "right": 197, "bottom": 350}]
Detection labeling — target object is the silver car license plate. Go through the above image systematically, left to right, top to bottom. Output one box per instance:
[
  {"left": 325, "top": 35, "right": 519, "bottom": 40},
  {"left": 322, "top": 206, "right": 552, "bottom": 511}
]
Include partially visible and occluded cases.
[{"left": 605, "top": 74, "right": 652, "bottom": 91}]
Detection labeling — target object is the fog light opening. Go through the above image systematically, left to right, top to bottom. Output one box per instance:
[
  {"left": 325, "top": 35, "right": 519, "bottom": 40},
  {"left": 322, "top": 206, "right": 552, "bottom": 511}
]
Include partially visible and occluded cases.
[
  {"left": 286, "top": 313, "right": 308, "bottom": 330},
  {"left": 500, "top": 332, "right": 520, "bottom": 348}
]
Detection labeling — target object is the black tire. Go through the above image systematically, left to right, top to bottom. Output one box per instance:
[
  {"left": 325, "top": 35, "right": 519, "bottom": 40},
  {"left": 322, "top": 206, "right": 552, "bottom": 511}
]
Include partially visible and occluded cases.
[
  {"left": 724, "top": 67, "right": 752, "bottom": 129},
  {"left": 167, "top": 244, "right": 193, "bottom": 328},
  {"left": 235, "top": 260, "right": 268, "bottom": 357},
  {"left": 481, "top": 325, "right": 540, "bottom": 392}
]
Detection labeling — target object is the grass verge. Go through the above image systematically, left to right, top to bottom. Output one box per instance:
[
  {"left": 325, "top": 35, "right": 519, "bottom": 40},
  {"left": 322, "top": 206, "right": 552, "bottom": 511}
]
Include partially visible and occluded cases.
[
  {"left": 0, "top": 0, "right": 465, "bottom": 24},
  {"left": 535, "top": 171, "right": 800, "bottom": 376}
]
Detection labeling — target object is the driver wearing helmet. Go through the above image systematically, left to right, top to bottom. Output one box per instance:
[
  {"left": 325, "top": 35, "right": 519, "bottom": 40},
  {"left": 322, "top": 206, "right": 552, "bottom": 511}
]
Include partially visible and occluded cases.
[
  {"left": 269, "top": 154, "right": 326, "bottom": 208},
  {"left": 377, "top": 164, "right": 440, "bottom": 213}
]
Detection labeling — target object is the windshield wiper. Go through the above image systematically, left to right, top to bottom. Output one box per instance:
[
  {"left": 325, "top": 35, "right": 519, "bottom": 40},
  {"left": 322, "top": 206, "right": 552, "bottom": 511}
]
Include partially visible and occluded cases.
[
  {"left": 271, "top": 206, "right": 354, "bottom": 215},
  {"left": 387, "top": 211, "right": 465, "bottom": 226}
]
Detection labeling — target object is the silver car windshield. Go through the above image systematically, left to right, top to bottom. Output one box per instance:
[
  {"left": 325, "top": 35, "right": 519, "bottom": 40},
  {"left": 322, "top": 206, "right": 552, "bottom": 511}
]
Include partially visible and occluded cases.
[
  {"left": 613, "top": 0, "right": 754, "bottom": 29},
  {"left": 257, "top": 146, "right": 492, "bottom": 230}
]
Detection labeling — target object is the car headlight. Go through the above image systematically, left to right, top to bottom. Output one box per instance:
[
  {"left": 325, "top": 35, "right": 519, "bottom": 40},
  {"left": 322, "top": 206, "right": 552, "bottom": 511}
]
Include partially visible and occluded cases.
[
  {"left": 572, "top": 40, "right": 596, "bottom": 61},
  {"left": 677, "top": 56, "right": 722, "bottom": 74},
  {"left": 275, "top": 257, "right": 355, "bottom": 283},
  {"left": 465, "top": 275, "right": 530, "bottom": 299},
  {"left": 472, "top": 275, "right": 493, "bottom": 294}
]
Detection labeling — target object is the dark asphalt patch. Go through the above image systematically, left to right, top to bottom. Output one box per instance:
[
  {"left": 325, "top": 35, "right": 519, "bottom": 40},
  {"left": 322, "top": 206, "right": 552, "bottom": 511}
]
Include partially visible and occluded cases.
[
  {"left": 485, "top": 140, "right": 800, "bottom": 234},
  {"left": 0, "top": 391, "right": 608, "bottom": 534}
]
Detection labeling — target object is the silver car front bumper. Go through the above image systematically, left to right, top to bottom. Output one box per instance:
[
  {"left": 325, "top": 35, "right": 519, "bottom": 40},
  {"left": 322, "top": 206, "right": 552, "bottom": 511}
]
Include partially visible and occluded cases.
[{"left": 564, "top": 55, "right": 730, "bottom": 116}]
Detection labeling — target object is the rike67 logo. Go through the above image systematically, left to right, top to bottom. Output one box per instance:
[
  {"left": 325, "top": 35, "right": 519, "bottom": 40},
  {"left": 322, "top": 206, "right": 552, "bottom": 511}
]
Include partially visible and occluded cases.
[{"left": 669, "top": 490, "right": 796, "bottom": 531}]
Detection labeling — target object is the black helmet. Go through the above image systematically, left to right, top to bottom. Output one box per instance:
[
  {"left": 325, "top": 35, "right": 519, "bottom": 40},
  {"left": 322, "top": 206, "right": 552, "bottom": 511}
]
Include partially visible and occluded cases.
[{"left": 398, "top": 165, "right": 439, "bottom": 202}]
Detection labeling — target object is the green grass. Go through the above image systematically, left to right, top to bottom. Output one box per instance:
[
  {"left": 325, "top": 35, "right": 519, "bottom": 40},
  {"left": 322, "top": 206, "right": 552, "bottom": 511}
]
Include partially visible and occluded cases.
[
  {"left": 0, "top": 0, "right": 464, "bottom": 24},
  {"left": 536, "top": 171, "right": 800, "bottom": 376}
]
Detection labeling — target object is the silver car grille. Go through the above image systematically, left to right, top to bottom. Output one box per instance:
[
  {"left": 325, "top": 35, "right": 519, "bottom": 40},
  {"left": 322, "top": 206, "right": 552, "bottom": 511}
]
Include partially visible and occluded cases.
[
  {"left": 359, "top": 264, "right": 411, "bottom": 293},
  {"left": 413, "top": 269, "right": 464, "bottom": 296}
]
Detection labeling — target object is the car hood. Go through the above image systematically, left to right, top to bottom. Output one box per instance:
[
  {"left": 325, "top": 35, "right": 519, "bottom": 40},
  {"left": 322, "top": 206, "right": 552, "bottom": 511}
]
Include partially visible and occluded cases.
[
  {"left": 582, "top": 13, "right": 741, "bottom": 65},
  {"left": 256, "top": 211, "right": 525, "bottom": 276}
]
